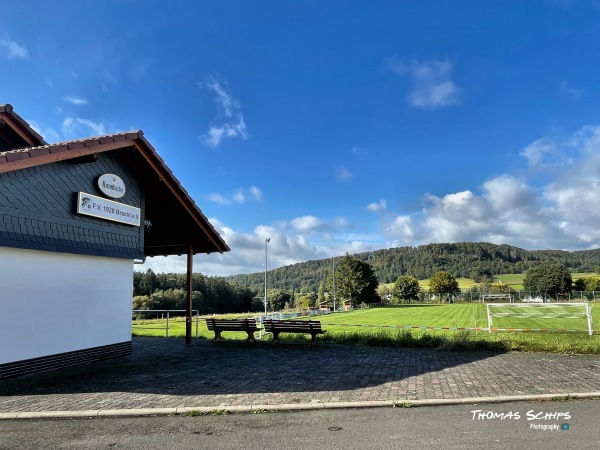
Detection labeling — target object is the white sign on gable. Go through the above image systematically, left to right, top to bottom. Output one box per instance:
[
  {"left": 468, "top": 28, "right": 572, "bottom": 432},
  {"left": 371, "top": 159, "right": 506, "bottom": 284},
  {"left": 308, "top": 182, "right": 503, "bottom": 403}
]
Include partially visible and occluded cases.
[
  {"left": 97, "top": 173, "right": 126, "bottom": 199},
  {"left": 76, "top": 192, "right": 140, "bottom": 226}
]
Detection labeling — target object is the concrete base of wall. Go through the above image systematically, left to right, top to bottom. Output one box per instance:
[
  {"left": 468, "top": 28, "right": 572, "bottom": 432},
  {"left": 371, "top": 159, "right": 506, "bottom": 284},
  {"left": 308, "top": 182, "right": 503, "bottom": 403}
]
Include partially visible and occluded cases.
[{"left": 0, "top": 341, "right": 132, "bottom": 380}]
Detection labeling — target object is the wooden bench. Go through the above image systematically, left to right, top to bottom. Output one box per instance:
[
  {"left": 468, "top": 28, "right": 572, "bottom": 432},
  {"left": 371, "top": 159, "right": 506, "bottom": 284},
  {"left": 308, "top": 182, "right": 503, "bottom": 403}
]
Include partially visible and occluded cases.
[
  {"left": 205, "top": 318, "right": 261, "bottom": 342},
  {"left": 264, "top": 320, "right": 326, "bottom": 345}
]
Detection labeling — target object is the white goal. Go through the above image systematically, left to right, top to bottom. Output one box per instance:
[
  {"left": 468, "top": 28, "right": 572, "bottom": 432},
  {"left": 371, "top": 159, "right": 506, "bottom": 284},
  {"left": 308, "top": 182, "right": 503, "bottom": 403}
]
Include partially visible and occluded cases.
[
  {"left": 480, "top": 293, "right": 514, "bottom": 303},
  {"left": 486, "top": 302, "right": 593, "bottom": 336}
]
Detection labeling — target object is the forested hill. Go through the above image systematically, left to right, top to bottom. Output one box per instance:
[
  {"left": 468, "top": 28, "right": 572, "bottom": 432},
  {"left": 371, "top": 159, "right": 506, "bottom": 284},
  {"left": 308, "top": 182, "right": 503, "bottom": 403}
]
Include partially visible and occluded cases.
[{"left": 225, "top": 242, "right": 600, "bottom": 293}]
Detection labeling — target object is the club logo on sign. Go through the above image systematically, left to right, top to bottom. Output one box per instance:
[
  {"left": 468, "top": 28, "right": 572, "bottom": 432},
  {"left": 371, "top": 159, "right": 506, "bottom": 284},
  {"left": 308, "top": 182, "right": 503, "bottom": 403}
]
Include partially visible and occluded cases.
[
  {"left": 97, "top": 174, "right": 126, "bottom": 199},
  {"left": 80, "top": 196, "right": 92, "bottom": 211}
]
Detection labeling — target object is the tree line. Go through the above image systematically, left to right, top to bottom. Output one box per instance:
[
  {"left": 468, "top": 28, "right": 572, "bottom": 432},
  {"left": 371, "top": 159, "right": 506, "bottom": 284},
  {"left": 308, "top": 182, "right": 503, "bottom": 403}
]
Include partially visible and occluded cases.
[
  {"left": 225, "top": 242, "right": 600, "bottom": 293},
  {"left": 133, "top": 243, "right": 600, "bottom": 314},
  {"left": 133, "top": 254, "right": 381, "bottom": 313},
  {"left": 390, "top": 262, "right": 600, "bottom": 304},
  {"left": 133, "top": 271, "right": 261, "bottom": 315}
]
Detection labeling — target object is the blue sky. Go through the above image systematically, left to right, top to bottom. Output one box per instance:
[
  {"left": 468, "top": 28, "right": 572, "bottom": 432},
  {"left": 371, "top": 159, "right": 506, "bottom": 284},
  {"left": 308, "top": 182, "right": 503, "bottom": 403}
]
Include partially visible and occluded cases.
[{"left": 3, "top": 1, "right": 600, "bottom": 276}]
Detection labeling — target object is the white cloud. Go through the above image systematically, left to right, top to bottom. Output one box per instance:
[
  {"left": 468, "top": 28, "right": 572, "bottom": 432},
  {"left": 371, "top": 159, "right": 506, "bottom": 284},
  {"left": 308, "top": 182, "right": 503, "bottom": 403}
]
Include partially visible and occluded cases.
[
  {"left": 0, "top": 37, "right": 29, "bottom": 59},
  {"left": 127, "top": 58, "right": 156, "bottom": 81},
  {"left": 388, "top": 58, "right": 461, "bottom": 109},
  {"left": 199, "top": 75, "right": 248, "bottom": 148},
  {"left": 202, "top": 75, "right": 239, "bottom": 117},
  {"left": 558, "top": 80, "right": 581, "bottom": 100},
  {"left": 63, "top": 96, "right": 88, "bottom": 106},
  {"left": 62, "top": 117, "right": 109, "bottom": 137},
  {"left": 203, "top": 117, "right": 248, "bottom": 148},
  {"left": 61, "top": 118, "right": 76, "bottom": 135},
  {"left": 27, "top": 120, "right": 60, "bottom": 143},
  {"left": 144, "top": 125, "right": 600, "bottom": 276},
  {"left": 382, "top": 125, "right": 600, "bottom": 250},
  {"left": 519, "top": 125, "right": 600, "bottom": 168},
  {"left": 520, "top": 137, "right": 559, "bottom": 166},
  {"left": 352, "top": 146, "right": 369, "bottom": 156},
  {"left": 335, "top": 166, "right": 354, "bottom": 181},
  {"left": 206, "top": 186, "right": 263, "bottom": 206},
  {"left": 249, "top": 186, "right": 263, "bottom": 201},
  {"left": 232, "top": 189, "right": 245, "bottom": 204},
  {"left": 207, "top": 193, "right": 231, "bottom": 205},
  {"left": 367, "top": 199, "right": 387, "bottom": 213},
  {"left": 139, "top": 214, "right": 368, "bottom": 276},
  {"left": 284, "top": 215, "right": 355, "bottom": 241},
  {"left": 289, "top": 215, "right": 326, "bottom": 233},
  {"left": 382, "top": 215, "right": 419, "bottom": 243},
  {"left": 141, "top": 221, "right": 325, "bottom": 276}
]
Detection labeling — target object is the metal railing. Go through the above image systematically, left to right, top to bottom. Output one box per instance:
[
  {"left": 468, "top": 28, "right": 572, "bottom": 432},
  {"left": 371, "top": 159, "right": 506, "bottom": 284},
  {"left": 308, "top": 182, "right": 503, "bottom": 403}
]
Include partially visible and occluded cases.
[{"left": 132, "top": 309, "right": 200, "bottom": 338}]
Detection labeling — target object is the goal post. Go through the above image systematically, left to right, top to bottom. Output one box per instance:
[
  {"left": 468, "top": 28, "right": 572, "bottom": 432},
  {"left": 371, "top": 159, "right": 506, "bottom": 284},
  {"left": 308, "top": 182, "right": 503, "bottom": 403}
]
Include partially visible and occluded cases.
[
  {"left": 480, "top": 293, "right": 514, "bottom": 303},
  {"left": 486, "top": 302, "right": 593, "bottom": 336}
]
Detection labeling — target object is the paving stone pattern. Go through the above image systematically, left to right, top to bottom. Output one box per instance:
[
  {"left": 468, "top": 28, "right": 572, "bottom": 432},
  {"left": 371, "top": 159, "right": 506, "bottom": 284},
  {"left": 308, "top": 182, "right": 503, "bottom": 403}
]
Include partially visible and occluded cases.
[{"left": 0, "top": 337, "right": 599, "bottom": 413}]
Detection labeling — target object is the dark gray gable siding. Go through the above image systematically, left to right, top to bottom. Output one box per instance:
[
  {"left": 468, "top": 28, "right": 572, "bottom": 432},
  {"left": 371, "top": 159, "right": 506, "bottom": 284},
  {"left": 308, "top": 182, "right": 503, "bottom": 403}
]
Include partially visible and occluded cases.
[{"left": 0, "top": 152, "right": 144, "bottom": 259}]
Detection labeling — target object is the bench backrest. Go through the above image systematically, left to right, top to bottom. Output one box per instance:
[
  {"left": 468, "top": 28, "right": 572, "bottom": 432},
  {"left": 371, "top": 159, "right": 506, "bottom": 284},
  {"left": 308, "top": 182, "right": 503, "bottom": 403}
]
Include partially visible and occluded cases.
[
  {"left": 205, "top": 318, "right": 258, "bottom": 330},
  {"left": 264, "top": 320, "right": 323, "bottom": 332}
]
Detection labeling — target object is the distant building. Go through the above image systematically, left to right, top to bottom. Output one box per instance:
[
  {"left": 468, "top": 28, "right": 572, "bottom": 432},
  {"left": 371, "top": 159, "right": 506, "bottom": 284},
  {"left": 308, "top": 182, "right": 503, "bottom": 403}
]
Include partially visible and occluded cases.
[
  {"left": 0, "top": 104, "right": 229, "bottom": 379},
  {"left": 319, "top": 299, "right": 353, "bottom": 311},
  {"left": 319, "top": 300, "right": 332, "bottom": 311}
]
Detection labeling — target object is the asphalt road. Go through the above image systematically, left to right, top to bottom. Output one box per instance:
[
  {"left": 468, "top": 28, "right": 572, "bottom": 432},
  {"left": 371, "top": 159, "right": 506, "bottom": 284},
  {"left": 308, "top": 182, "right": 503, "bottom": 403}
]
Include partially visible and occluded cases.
[{"left": 1, "top": 399, "right": 597, "bottom": 450}]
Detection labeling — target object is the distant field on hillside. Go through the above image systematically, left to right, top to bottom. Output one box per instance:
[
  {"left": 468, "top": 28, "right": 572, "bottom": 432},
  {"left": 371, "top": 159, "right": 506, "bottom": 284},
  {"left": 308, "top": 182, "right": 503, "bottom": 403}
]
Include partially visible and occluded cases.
[
  {"left": 381, "top": 272, "right": 600, "bottom": 292},
  {"left": 493, "top": 274, "right": 525, "bottom": 289},
  {"left": 382, "top": 277, "right": 478, "bottom": 291}
]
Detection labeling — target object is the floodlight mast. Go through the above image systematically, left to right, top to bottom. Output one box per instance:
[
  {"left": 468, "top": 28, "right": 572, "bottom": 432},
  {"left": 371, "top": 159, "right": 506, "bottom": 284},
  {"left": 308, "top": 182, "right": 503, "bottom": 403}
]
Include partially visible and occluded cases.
[
  {"left": 264, "top": 238, "right": 270, "bottom": 316},
  {"left": 332, "top": 256, "right": 336, "bottom": 312}
]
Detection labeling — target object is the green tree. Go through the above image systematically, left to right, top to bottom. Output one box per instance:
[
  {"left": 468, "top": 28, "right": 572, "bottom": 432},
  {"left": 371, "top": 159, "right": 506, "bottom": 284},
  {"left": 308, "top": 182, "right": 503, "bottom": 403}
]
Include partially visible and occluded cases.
[
  {"left": 335, "top": 254, "right": 379, "bottom": 307},
  {"left": 523, "top": 262, "right": 572, "bottom": 298},
  {"left": 469, "top": 267, "right": 492, "bottom": 283},
  {"left": 138, "top": 268, "right": 158, "bottom": 296},
  {"left": 429, "top": 271, "right": 460, "bottom": 303},
  {"left": 392, "top": 275, "right": 421, "bottom": 304},
  {"left": 584, "top": 277, "right": 600, "bottom": 292},
  {"left": 573, "top": 278, "right": 586, "bottom": 292},
  {"left": 317, "top": 281, "right": 326, "bottom": 306},
  {"left": 378, "top": 285, "right": 392, "bottom": 302},
  {"left": 267, "top": 288, "right": 291, "bottom": 311},
  {"left": 295, "top": 292, "right": 318, "bottom": 309},
  {"left": 132, "top": 295, "right": 151, "bottom": 310}
]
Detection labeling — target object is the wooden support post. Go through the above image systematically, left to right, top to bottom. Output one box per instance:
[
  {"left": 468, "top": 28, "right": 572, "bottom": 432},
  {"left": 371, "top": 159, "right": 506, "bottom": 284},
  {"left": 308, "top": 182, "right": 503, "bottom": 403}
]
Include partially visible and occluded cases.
[{"left": 186, "top": 244, "right": 193, "bottom": 345}]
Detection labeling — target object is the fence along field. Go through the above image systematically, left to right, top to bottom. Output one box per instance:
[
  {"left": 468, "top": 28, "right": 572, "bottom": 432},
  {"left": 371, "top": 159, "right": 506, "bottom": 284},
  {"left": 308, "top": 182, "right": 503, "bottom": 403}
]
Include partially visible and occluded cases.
[{"left": 132, "top": 304, "right": 599, "bottom": 350}]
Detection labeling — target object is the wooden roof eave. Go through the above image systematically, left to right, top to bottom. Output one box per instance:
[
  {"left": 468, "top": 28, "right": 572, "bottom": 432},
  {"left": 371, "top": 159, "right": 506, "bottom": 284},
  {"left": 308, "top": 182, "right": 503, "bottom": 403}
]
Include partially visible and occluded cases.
[
  {"left": 0, "top": 104, "right": 44, "bottom": 147},
  {"left": 0, "top": 132, "right": 229, "bottom": 256},
  {"left": 132, "top": 136, "right": 230, "bottom": 255},
  {"left": 0, "top": 138, "right": 137, "bottom": 174}
]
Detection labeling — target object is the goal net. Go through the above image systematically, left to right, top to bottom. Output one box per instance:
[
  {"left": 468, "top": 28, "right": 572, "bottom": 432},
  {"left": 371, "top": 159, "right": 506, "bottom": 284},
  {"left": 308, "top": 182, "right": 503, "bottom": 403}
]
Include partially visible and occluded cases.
[{"left": 486, "top": 302, "right": 593, "bottom": 336}]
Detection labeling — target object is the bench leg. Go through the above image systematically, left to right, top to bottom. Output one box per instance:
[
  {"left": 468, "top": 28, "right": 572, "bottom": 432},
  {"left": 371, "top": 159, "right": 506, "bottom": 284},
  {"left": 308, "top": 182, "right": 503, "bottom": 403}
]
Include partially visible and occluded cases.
[
  {"left": 213, "top": 330, "right": 223, "bottom": 342},
  {"left": 245, "top": 331, "right": 257, "bottom": 343},
  {"left": 271, "top": 331, "right": 281, "bottom": 345},
  {"left": 309, "top": 333, "right": 318, "bottom": 347}
]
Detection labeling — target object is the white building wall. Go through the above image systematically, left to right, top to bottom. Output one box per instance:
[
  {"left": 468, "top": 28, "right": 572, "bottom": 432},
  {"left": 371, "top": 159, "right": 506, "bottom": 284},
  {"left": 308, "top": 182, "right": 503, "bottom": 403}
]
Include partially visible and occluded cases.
[{"left": 0, "top": 247, "right": 133, "bottom": 364}]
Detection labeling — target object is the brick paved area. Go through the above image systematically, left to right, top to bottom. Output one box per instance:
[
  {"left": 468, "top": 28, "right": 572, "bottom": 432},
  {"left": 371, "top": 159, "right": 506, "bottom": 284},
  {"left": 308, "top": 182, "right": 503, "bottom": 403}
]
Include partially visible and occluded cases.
[{"left": 0, "top": 337, "right": 598, "bottom": 414}]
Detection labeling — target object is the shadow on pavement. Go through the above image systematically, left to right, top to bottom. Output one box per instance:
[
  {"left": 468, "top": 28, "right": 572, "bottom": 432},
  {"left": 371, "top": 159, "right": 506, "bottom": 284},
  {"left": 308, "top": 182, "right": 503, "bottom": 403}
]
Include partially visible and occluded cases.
[{"left": 0, "top": 337, "right": 501, "bottom": 398}]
